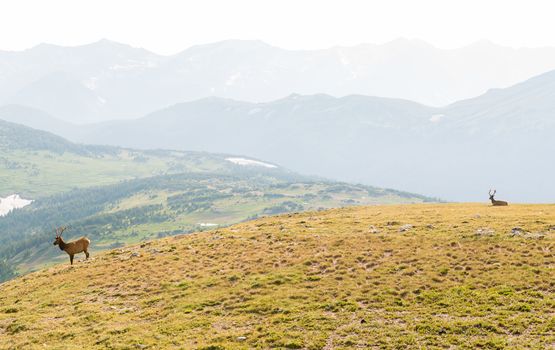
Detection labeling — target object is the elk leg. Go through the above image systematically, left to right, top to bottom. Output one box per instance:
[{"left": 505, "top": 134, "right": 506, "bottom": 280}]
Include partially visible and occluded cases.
[
  {"left": 85, "top": 250, "right": 90, "bottom": 259},
  {"left": 70, "top": 254, "right": 74, "bottom": 265}
]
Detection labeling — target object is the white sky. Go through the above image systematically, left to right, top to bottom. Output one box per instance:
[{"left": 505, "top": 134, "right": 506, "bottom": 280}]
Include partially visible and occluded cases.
[{"left": 1, "top": 0, "right": 555, "bottom": 54}]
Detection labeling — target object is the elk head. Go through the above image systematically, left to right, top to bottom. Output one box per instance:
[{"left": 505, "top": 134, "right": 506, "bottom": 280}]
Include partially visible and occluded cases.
[
  {"left": 488, "top": 189, "right": 496, "bottom": 201},
  {"left": 53, "top": 226, "right": 68, "bottom": 245}
]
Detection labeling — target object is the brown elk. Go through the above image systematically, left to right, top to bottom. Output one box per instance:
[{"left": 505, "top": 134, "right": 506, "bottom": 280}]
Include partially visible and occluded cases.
[
  {"left": 489, "top": 189, "right": 508, "bottom": 206},
  {"left": 53, "top": 226, "right": 91, "bottom": 265}
]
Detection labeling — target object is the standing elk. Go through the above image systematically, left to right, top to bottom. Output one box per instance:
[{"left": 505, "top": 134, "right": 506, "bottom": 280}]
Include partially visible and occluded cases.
[
  {"left": 489, "top": 189, "right": 508, "bottom": 206},
  {"left": 53, "top": 226, "right": 91, "bottom": 265}
]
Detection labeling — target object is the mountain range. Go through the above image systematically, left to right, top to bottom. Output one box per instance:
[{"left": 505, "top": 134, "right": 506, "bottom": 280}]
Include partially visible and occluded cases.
[
  {"left": 1, "top": 39, "right": 554, "bottom": 202},
  {"left": 3, "top": 39, "right": 555, "bottom": 122},
  {"left": 4, "top": 68, "right": 552, "bottom": 202}
]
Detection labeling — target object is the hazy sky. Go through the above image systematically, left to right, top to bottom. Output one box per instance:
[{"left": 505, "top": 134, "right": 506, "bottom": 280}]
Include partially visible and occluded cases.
[{"left": 1, "top": 0, "right": 555, "bottom": 54}]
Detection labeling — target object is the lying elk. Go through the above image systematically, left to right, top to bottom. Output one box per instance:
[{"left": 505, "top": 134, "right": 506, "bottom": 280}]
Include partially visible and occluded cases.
[
  {"left": 489, "top": 189, "right": 508, "bottom": 206},
  {"left": 53, "top": 226, "right": 90, "bottom": 265}
]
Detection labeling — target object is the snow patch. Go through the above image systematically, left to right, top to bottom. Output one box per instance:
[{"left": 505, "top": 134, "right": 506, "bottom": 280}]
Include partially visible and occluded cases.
[
  {"left": 430, "top": 114, "right": 445, "bottom": 123},
  {"left": 226, "top": 157, "right": 277, "bottom": 168},
  {"left": 0, "top": 194, "right": 33, "bottom": 217},
  {"left": 198, "top": 223, "right": 218, "bottom": 227}
]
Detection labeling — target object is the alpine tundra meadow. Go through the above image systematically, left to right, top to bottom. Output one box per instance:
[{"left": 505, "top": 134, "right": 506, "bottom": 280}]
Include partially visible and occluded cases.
[{"left": 0, "top": 1, "right": 553, "bottom": 349}]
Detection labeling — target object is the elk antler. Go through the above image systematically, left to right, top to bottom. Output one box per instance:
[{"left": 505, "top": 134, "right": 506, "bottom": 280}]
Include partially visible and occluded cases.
[{"left": 56, "top": 226, "right": 69, "bottom": 237}]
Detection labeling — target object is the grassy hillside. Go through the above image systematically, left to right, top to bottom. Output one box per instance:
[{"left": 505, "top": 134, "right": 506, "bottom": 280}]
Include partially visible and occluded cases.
[
  {"left": 0, "top": 118, "right": 284, "bottom": 198},
  {"left": 0, "top": 148, "right": 234, "bottom": 198},
  {"left": 1, "top": 173, "right": 425, "bottom": 276},
  {"left": 1, "top": 203, "right": 553, "bottom": 349}
]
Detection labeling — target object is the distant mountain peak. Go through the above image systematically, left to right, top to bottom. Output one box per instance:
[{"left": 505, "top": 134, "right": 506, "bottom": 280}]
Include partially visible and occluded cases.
[
  {"left": 26, "top": 38, "right": 157, "bottom": 56},
  {"left": 84, "top": 38, "right": 129, "bottom": 48},
  {"left": 93, "top": 38, "right": 118, "bottom": 44},
  {"left": 28, "top": 42, "right": 61, "bottom": 52}
]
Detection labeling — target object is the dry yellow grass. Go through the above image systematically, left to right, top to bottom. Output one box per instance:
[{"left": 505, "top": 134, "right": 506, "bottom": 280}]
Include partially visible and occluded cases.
[{"left": 0, "top": 203, "right": 554, "bottom": 349}]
